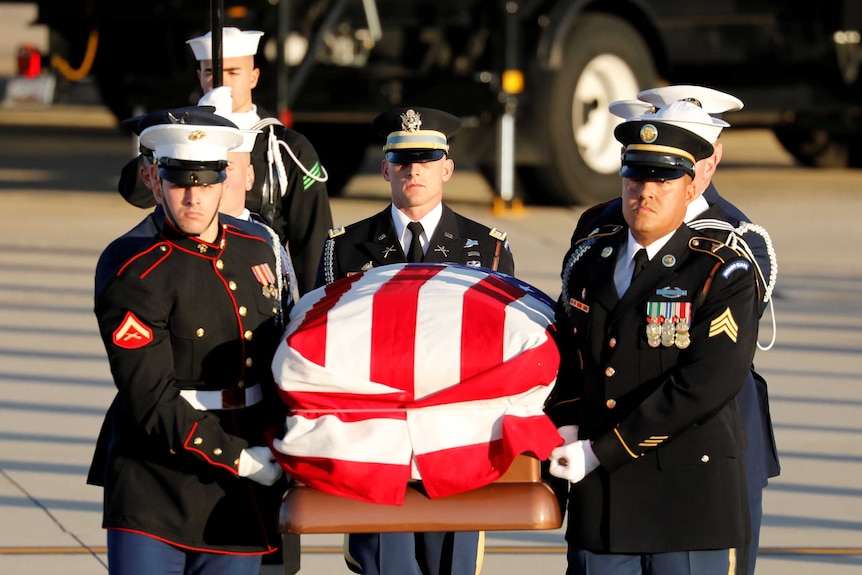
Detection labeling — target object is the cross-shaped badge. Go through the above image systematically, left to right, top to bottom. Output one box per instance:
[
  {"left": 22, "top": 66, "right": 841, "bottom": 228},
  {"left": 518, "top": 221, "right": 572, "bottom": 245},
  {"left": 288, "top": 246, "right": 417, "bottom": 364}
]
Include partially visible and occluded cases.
[
  {"left": 382, "top": 245, "right": 396, "bottom": 258},
  {"left": 434, "top": 245, "right": 449, "bottom": 258}
]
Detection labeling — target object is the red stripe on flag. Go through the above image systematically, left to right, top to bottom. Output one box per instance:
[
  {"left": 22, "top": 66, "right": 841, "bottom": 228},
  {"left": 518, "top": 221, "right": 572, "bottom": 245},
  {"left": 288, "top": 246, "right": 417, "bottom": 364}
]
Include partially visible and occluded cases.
[
  {"left": 370, "top": 266, "right": 442, "bottom": 392},
  {"left": 287, "top": 273, "right": 363, "bottom": 366},
  {"left": 460, "top": 275, "right": 526, "bottom": 381},
  {"left": 273, "top": 453, "right": 412, "bottom": 505}
]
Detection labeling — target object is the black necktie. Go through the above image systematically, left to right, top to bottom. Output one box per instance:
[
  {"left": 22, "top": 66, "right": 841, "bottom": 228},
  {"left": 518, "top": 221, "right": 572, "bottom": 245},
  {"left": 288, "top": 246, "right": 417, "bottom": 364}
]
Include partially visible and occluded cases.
[
  {"left": 407, "top": 221, "right": 424, "bottom": 263},
  {"left": 631, "top": 248, "right": 649, "bottom": 282}
]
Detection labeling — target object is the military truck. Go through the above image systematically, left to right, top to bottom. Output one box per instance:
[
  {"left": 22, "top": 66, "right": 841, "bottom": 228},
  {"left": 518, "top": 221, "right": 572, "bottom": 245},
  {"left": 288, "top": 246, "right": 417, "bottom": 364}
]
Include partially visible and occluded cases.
[{"left": 18, "top": 0, "right": 862, "bottom": 204}]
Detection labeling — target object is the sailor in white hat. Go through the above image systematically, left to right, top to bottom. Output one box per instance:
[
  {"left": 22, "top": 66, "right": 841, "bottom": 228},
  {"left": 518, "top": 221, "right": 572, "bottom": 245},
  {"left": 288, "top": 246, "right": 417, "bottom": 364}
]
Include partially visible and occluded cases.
[{"left": 185, "top": 27, "right": 333, "bottom": 296}]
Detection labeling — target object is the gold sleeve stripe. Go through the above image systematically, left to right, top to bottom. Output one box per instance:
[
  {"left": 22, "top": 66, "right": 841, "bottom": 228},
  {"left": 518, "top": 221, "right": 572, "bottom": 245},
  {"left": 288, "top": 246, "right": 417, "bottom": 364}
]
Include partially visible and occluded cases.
[
  {"left": 709, "top": 307, "right": 739, "bottom": 342},
  {"left": 614, "top": 428, "right": 640, "bottom": 459}
]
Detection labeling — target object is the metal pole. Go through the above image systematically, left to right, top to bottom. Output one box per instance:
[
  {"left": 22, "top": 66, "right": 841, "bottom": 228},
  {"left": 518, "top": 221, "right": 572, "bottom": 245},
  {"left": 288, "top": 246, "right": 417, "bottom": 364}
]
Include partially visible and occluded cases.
[
  {"left": 210, "top": 0, "right": 224, "bottom": 88},
  {"left": 276, "top": 0, "right": 290, "bottom": 124}
]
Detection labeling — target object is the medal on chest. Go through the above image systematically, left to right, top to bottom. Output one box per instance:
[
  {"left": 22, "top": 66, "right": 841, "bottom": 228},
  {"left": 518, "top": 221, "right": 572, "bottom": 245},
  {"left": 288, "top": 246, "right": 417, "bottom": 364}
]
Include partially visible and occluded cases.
[{"left": 645, "top": 300, "right": 692, "bottom": 349}]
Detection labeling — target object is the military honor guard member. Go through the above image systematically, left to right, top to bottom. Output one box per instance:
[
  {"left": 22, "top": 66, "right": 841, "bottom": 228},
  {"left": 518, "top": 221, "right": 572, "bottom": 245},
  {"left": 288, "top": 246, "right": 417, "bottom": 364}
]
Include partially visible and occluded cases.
[
  {"left": 188, "top": 27, "right": 333, "bottom": 295},
  {"left": 574, "top": 85, "right": 780, "bottom": 575},
  {"left": 545, "top": 105, "right": 761, "bottom": 575},
  {"left": 318, "top": 106, "right": 514, "bottom": 575},
  {"left": 90, "top": 108, "right": 288, "bottom": 575}
]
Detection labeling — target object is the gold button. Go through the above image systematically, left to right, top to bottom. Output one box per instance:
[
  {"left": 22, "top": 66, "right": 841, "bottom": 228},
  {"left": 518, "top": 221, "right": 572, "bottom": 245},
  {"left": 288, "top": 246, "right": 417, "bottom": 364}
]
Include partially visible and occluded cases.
[
  {"left": 159, "top": 245, "right": 168, "bottom": 252},
  {"left": 216, "top": 259, "right": 224, "bottom": 270},
  {"left": 229, "top": 281, "right": 237, "bottom": 291},
  {"left": 239, "top": 306, "right": 247, "bottom": 317},
  {"left": 272, "top": 307, "right": 278, "bottom": 314},
  {"left": 196, "top": 328, "right": 205, "bottom": 338},
  {"left": 244, "top": 330, "right": 253, "bottom": 341},
  {"left": 609, "top": 338, "right": 617, "bottom": 348},
  {"left": 245, "top": 358, "right": 253, "bottom": 367},
  {"left": 605, "top": 366, "right": 615, "bottom": 377},
  {"left": 237, "top": 380, "right": 245, "bottom": 388},
  {"left": 606, "top": 398, "right": 617, "bottom": 409},
  {"left": 193, "top": 437, "right": 203, "bottom": 445},
  {"left": 213, "top": 448, "right": 223, "bottom": 456},
  {"left": 169, "top": 449, "right": 176, "bottom": 455},
  {"left": 701, "top": 454, "right": 710, "bottom": 463},
  {"left": 234, "top": 458, "right": 240, "bottom": 466}
]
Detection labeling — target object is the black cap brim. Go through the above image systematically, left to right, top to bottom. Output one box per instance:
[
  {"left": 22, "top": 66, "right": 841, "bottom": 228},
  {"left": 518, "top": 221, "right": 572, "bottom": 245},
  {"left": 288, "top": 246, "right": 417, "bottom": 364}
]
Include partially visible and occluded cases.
[
  {"left": 385, "top": 149, "right": 446, "bottom": 164},
  {"left": 157, "top": 158, "right": 228, "bottom": 186},
  {"left": 619, "top": 165, "right": 689, "bottom": 181},
  {"left": 158, "top": 168, "right": 226, "bottom": 186}
]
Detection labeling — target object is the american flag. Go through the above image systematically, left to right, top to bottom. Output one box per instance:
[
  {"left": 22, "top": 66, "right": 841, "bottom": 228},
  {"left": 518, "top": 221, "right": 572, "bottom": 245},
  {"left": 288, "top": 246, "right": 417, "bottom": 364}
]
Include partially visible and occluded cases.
[{"left": 270, "top": 263, "right": 561, "bottom": 505}]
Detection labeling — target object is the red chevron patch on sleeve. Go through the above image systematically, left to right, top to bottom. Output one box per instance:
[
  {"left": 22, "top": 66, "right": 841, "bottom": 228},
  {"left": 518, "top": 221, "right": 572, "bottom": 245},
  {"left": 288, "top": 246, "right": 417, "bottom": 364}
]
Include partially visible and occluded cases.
[{"left": 112, "top": 311, "right": 153, "bottom": 349}]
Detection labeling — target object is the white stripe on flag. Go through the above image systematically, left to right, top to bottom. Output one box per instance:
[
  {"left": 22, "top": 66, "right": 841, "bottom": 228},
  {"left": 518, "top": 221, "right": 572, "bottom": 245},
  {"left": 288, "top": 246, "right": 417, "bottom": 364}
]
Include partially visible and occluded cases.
[{"left": 275, "top": 414, "right": 412, "bottom": 465}]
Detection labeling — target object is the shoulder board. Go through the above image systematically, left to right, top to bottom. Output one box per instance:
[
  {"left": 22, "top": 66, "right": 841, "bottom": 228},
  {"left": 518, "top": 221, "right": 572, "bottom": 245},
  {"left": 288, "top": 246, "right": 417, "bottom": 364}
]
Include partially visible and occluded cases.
[
  {"left": 574, "top": 224, "right": 623, "bottom": 246},
  {"left": 328, "top": 226, "right": 346, "bottom": 238},
  {"left": 489, "top": 227, "right": 507, "bottom": 241},
  {"left": 688, "top": 236, "right": 747, "bottom": 263}
]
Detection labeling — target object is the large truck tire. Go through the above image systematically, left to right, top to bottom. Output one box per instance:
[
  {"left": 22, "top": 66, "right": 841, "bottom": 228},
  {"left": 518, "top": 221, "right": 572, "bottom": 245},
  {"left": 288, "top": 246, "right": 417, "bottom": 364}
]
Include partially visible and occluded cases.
[
  {"left": 520, "top": 13, "right": 656, "bottom": 205},
  {"left": 772, "top": 126, "right": 858, "bottom": 168}
]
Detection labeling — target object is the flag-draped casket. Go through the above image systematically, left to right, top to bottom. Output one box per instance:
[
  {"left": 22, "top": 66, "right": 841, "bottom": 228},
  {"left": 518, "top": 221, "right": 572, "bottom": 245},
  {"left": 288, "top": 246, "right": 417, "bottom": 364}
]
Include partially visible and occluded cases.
[{"left": 271, "top": 263, "right": 562, "bottom": 505}]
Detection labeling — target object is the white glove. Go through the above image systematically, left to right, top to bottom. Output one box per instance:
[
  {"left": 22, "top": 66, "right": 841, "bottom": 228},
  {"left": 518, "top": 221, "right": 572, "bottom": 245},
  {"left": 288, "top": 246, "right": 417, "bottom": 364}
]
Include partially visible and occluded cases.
[
  {"left": 198, "top": 86, "right": 233, "bottom": 119},
  {"left": 557, "top": 425, "right": 579, "bottom": 444},
  {"left": 548, "top": 439, "right": 599, "bottom": 484},
  {"left": 238, "top": 446, "right": 284, "bottom": 486}
]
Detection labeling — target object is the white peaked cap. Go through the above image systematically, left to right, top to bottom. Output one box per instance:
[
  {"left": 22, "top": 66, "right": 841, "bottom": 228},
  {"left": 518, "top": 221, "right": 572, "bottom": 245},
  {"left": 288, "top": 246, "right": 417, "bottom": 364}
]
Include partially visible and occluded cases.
[
  {"left": 186, "top": 27, "right": 264, "bottom": 60},
  {"left": 637, "top": 85, "right": 744, "bottom": 115},
  {"left": 197, "top": 86, "right": 259, "bottom": 152},
  {"left": 609, "top": 99, "right": 655, "bottom": 121},
  {"left": 636, "top": 100, "right": 730, "bottom": 144},
  {"left": 140, "top": 123, "right": 243, "bottom": 163}
]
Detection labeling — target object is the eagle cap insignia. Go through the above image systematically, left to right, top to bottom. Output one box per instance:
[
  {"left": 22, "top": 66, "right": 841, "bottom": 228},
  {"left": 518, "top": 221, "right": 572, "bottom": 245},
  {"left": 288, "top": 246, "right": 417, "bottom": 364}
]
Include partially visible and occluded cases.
[
  {"left": 401, "top": 109, "right": 422, "bottom": 132},
  {"left": 167, "top": 111, "right": 190, "bottom": 125},
  {"left": 640, "top": 124, "right": 658, "bottom": 143}
]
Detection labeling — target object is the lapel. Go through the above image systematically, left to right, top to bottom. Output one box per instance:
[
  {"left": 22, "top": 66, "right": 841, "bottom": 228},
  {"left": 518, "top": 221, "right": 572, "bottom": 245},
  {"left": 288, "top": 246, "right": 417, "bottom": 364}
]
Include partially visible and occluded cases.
[
  {"left": 422, "top": 204, "right": 464, "bottom": 264},
  {"left": 359, "top": 207, "right": 406, "bottom": 265},
  {"left": 609, "top": 226, "right": 693, "bottom": 325},
  {"left": 591, "top": 233, "right": 627, "bottom": 313}
]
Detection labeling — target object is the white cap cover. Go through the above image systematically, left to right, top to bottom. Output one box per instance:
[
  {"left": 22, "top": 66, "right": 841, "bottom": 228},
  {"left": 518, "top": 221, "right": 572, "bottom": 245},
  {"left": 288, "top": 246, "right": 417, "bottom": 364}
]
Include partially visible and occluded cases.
[{"left": 186, "top": 27, "right": 264, "bottom": 60}]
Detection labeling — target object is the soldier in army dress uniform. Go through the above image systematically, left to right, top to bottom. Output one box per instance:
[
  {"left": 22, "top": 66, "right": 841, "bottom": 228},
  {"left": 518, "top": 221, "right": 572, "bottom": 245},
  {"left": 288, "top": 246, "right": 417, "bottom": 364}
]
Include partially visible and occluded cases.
[
  {"left": 318, "top": 107, "right": 513, "bottom": 575},
  {"left": 545, "top": 108, "right": 761, "bottom": 575},
  {"left": 91, "top": 109, "right": 287, "bottom": 575}
]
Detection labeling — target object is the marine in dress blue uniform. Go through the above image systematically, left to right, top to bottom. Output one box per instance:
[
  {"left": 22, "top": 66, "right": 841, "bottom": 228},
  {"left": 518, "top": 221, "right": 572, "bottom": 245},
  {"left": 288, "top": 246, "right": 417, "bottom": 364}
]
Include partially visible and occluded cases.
[
  {"left": 318, "top": 107, "right": 513, "bottom": 575},
  {"left": 90, "top": 109, "right": 288, "bottom": 575},
  {"left": 545, "top": 110, "right": 761, "bottom": 575}
]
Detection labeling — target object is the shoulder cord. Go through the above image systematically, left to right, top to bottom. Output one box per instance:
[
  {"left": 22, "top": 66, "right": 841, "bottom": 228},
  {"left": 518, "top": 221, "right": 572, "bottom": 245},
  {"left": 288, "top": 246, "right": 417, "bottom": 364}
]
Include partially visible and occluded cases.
[
  {"left": 251, "top": 119, "right": 329, "bottom": 197},
  {"left": 687, "top": 218, "right": 778, "bottom": 351},
  {"left": 252, "top": 219, "right": 300, "bottom": 328},
  {"left": 322, "top": 237, "right": 336, "bottom": 285},
  {"left": 560, "top": 237, "right": 596, "bottom": 315}
]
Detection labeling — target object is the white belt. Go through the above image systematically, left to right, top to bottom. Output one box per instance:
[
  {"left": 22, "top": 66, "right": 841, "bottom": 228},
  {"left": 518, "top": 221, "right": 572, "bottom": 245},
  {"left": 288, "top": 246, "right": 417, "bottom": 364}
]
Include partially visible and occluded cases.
[{"left": 179, "top": 384, "right": 263, "bottom": 411}]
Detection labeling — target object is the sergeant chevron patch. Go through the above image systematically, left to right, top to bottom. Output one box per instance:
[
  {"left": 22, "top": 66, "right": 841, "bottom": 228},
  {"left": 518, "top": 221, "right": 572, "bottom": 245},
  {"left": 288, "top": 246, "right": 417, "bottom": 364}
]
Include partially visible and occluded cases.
[{"left": 708, "top": 307, "right": 739, "bottom": 343}]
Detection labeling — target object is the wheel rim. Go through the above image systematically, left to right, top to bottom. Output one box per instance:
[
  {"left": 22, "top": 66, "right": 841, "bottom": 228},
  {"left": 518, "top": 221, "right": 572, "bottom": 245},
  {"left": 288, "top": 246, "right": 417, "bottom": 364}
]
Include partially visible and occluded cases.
[{"left": 572, "top": 54, "right": 641, "bottom": 174}]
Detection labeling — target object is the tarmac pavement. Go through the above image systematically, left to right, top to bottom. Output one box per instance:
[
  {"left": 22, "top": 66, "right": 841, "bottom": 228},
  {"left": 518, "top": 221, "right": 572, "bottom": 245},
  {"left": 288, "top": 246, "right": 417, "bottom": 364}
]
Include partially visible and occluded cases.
[{"left": 1, "top": 104, "right": 861, "bottom": 574}]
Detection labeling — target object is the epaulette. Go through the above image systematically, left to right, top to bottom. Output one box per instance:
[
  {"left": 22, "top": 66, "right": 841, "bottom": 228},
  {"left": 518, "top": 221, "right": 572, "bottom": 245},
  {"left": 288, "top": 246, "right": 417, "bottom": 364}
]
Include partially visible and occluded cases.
[
  {"left": 574, "top": 224, "right": 624, "bottom": 246},
  {"left": 328, "top": 226, "right": 346, "bottom": 238},
  {"left": 489, "top": 227, "right": 507, "bottom": 241},
  {"left": 688, "top": 236, "right": 747, "bottom": 264}
]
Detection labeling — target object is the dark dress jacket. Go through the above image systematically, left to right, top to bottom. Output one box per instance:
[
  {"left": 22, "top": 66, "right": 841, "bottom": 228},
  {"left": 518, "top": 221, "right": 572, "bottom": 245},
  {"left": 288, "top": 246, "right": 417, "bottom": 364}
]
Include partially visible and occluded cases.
[
  {"left": 248, "top": 111, "right": 333, "bottom": 296},
  {"left": 573, "top": 187, "right": 781, "bottom": 491},
  {"left": 316, "top": 202, "right": 514, "bottom": 285},
  {"left": 89, "top": 216, "right": 288, "bottom": 554},
  {"left": 545, "top": 221, "right": 759, "bottom": 553}
]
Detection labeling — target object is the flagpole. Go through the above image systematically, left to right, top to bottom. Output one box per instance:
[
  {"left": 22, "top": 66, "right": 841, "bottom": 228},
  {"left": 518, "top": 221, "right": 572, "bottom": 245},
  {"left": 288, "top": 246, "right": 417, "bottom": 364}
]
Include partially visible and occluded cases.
[{"left": 210, "top": 0, "right": 223, "bottom": 88}]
